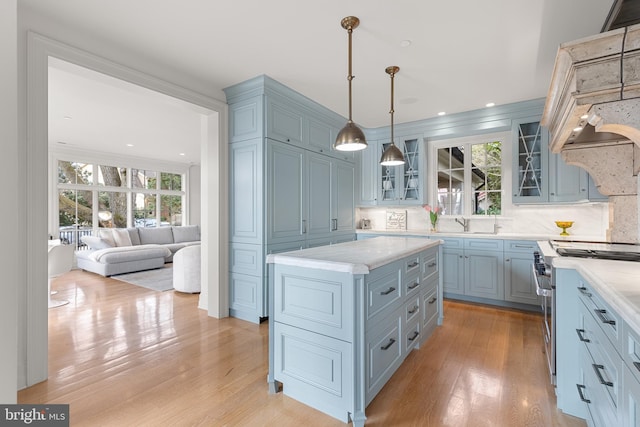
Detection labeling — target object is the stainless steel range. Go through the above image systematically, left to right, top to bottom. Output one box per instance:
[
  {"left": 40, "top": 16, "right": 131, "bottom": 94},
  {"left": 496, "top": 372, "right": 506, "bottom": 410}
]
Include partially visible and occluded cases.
[{"left": 534, "top": 240, "right": 640, "bottom": 387}]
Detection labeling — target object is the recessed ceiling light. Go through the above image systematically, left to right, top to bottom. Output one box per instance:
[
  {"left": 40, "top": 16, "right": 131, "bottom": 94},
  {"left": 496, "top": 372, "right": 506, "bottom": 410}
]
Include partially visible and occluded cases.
[
  {"left": 400, "top": 40, "right": 412, "bottom": 48},
  {"left": 486, "top": 102, "right": 495, "bottom": 107},
  {"left": 438, "top": 111, "right": 446, "bottom": 116},
  {"left": 580, "top": 114, "right": 589, "bottom": 119},
  {"left": 63, "top": 116, "right": 72, "bottom": 120},
  {"left": 573, "top": 126, "right": 583, "bottom": 132},
  {"left": 126, "top": 144, "right": 134, "bottom": 147},
  {"left": 179, "top": 153, "right": 185, "bottom": 156}
]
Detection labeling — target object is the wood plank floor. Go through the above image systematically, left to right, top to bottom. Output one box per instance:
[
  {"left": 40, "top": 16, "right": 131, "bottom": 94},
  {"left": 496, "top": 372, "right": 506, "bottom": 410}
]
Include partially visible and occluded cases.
[{"left": 19, "top": 269, "right": 586, "bottom": 427}]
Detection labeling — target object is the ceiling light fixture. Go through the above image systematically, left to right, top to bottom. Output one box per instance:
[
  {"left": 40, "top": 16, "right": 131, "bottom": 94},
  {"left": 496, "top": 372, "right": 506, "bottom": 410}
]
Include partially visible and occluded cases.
[
  {"left": 334, "top": 16, "right": 367, "bottom": 152},
  {"left": 380, "top": 66, "right": 405, "bottom": 166},
  {"left": 486, "top": 102, "right": 495, "bottom": 107},
  {"left": 438, "top": 111, "right": 446, "bottom": 116}
]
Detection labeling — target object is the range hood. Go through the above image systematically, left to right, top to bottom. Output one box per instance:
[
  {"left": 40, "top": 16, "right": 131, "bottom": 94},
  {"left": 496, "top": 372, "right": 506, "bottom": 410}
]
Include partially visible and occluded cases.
[{"left": 542, "top": 24, "right": 640, "bottom": 244}]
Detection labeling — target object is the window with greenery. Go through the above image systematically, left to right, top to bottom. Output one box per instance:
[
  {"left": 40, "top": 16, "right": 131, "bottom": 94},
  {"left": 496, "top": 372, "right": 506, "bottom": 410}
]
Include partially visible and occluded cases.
[
  {"left": 435, "top": 139, "right": 502, "bottom": 216},
  {"left": 57, "top": 160, "right": 185, "bottom": 241}
]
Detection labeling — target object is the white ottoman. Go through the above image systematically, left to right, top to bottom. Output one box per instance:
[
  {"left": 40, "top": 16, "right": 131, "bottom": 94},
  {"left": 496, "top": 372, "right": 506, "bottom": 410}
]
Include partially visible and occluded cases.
[{"left": 173, "top": 245, "right": 201, "bottom": 293}]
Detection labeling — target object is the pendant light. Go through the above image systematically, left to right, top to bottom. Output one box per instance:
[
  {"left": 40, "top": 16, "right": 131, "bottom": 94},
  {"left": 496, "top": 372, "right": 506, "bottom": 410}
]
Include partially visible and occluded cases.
[
  {"left": 334, "top": 16, "right": 367, "bottom": 152},
  {"left": 380, "top": 66, "right": 405, "bottom": 165}
]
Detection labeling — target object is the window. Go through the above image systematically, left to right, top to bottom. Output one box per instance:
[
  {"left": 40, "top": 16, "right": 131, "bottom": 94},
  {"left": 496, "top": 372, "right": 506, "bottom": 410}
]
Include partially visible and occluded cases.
[
  {"left": 434, "top": 137, "right": 502, "bottom": 216},
  {"left": 57, "top": 159, "right": 186, "bottom": 245}
]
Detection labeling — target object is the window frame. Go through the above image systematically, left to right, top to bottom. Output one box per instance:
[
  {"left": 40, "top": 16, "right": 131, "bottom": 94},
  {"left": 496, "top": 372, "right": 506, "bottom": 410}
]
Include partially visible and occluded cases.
[{"left": 429, "top": 131, "right": 508, "bottom": 217}]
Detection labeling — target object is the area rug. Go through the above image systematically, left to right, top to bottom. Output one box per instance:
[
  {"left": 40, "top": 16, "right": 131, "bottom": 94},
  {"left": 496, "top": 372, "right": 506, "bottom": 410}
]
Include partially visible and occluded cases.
[{"left": 111, "top": 266, "right": 173, "bottom": 291}]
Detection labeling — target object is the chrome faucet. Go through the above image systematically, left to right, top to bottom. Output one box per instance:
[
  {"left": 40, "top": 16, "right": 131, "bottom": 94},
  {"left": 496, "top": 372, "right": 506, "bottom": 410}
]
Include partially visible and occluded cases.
[{"left": 455, "top": 217, "right": 469, "bottom": 232}]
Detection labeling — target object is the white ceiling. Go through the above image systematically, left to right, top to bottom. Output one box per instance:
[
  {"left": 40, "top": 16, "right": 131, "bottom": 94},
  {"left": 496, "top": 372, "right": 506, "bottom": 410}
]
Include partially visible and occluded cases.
[{"left": 27, "top": 0, "right": 614, "bottom": 165}]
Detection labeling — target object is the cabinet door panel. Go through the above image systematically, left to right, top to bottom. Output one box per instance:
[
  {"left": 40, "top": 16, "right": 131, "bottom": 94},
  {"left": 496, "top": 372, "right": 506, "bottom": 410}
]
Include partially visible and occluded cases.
[
  {"left": 266, "top": 97, "right": 304, "bottom": 145},
  {"left": 230, "top": 139, "right": 263, "bottom": 243},
  {"left": 267, "top": 141, "right": 305, "bottom": 244},
  {"left": 307, "top": 153, "right": 332, "bottom": 238},
  {"left": 334, "top": 160, "right": 355, "bottom": 233},
  {"left": 442, "top": 249, "right": 464, "bottom": 294},
  {"left": 464, "top": 250, "right": 503, "bottom": 299},
  {"left": 504, "top": 253, "right": 538, "bottom": 305}
]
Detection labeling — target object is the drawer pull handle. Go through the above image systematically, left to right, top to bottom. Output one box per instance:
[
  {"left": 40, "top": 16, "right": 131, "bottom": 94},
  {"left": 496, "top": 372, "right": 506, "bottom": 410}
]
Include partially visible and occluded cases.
[
  {"left": 514, "top": 244, "right": 532, "bottom": 248},
  {"left": 407, "top": 261, "right": 419, "bottom": 268},
  {"left": 428, "top": 262, "right": 437, "bottom": 268},
  {"left": 408, "top": 282, "right": 420, "bottom": 290},
  {"left": 577, "top": 286, "right": 592, "bottom": 297},
  {"left": 380, "top": 287, "right": 396, "bottom": 296},
  {"left": 428, "top": 297, "right": 437, "bottom": 304},
  {"left": 408, "top": 305, "right": 419, "bottom": 314},
  {"left": 594, "top": 309, "right": 616, "bottom": 326},
  {"left": 576, "top": 329, "right": 590, "bottom": 343},
  {"left": 408, "top": 331, "right": 420, "bottom": 342},
  {"left": 381, "top": 338, "right": 396, "bottom": 350},
  {"left": 634, "top": 362, "right": 640, "bottom": 373},
  {"left": 592, "top": 364, "right": 614, "bottom": 387},
  {"left": 576, "top": 384, "right": 591, "bottom": 403}
]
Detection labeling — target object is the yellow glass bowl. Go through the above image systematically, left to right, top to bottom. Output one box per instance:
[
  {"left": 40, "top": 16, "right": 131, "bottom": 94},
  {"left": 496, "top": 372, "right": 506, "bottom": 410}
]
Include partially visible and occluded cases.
[
  {"left": 555, "top": 221, "right": 574, "bottom": 236},
  {"left": 555, "top": 221, "right": 574, "bottom": 228}
]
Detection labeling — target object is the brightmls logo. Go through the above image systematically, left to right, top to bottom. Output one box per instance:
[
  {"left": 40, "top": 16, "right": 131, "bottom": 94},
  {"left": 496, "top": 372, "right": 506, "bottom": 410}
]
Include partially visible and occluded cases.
[{"left": 1, "top": 405, "right": 69, "bottom": 426}]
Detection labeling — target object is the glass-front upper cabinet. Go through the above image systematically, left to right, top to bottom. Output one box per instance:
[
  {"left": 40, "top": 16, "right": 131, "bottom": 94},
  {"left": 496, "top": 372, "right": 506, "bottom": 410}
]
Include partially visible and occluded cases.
[
  {"left": 512, "top": 119, "right": 548, "bottom": 204},
  {"left": 378, "top": 136, "right": 424, "bottom": 205}
]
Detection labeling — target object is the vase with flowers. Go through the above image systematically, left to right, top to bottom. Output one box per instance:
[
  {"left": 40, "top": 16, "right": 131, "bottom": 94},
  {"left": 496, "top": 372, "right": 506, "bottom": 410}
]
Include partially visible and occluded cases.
[{"left": 423, "top": 204, "right": 440, "bottom": 232}]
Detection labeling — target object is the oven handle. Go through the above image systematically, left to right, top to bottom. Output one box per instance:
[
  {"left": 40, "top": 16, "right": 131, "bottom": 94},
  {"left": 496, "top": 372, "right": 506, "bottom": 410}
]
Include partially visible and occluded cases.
[{"left": 533, "top": 264, "right": 552, "bottom": 297}]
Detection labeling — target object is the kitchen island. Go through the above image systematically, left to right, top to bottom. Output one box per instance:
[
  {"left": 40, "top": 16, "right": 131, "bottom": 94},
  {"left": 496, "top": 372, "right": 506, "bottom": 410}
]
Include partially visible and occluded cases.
[{"left": 266, "top": 236, "right": 443, "bottom": 426}]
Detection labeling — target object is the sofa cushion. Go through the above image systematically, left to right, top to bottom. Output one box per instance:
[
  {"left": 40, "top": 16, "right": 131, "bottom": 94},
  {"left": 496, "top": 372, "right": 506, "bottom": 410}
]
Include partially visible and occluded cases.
[
  {"left": 172, "top": 225, "right": 200, "bottom": 243},
  {"left": 138, "top": 226, "right": 174, "bottom": 245},
  {"left": 112, "top": 228, "right": 133, "bottom": 247},
  {"left": 126, "top": 228, "right": 141, "bottom": 246},
  {"left": 97, "top": 229, "right": 116, "bottom": 247},
  {"left": 81, "top": 235, "right": 113, "bottom": 250},
  {"left": 88, "top": 245, "right": 171, "bottom": 264}
]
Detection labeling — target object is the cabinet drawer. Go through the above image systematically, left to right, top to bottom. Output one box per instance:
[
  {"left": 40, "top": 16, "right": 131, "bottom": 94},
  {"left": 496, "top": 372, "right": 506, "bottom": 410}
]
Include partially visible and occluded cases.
[
  {"left": 441, "top": 238, "right": 463, "bottom": 249},
  {"left": 464, "top": 238, "right": 503, "bottom": 251},
  {"left": 505, "top": 240, "right": 537, "bottom": 253},
  {"left": 230, "top": 243, "right": 263, "bottom": 276},
  {"left": 421, "top": 250, "right": 438, "bottom": 282},
  {"left": 405, "top": 255, "right": 421, "bottom": 275},
  {"left": 274, "top": 265, "right": 353, "bottom": 342},
  {"left": 366, "top": 267, "right": 402, "bottom": 321},
  {"left": 404, "top": 272, "right": 421, "bottom": 298},
  {"left": 576, "top": 279, "right": 622, "bottom": 353},
  {"left": 423, "top": 286, "right": 439, "bottom": 331},
  {"left": 405, "top": 296, "right": 421, "bottom": 325},
  {"left": 365, "top": 310, "right": 403, "bottom": 404},
  {"left": 404, "top": 318, "right": 421, "bottom": 353},
  {"left": 274, "top": 322, "right": 352, "bottom": 416},
  {"left": 623, "top": 323, "right": 640, "bottom": 384}
]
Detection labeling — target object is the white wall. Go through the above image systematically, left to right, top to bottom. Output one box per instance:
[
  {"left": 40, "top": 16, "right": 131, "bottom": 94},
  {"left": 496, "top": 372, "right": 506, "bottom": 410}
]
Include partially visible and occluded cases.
[
  {"left": 0, "top": 0, "right": 19, "bottom": 403},
  {"left": 17, "top": 6, "right": 228, "bottom": 390},
  {"left": 189, "top": 164, "right": 201, "bottom": 226}
]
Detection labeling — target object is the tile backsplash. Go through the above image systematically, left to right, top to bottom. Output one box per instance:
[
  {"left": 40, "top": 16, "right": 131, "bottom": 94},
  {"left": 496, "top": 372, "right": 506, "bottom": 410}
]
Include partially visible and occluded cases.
[{"left": 356, "top": 202, "right": 609, "bottom": 240}]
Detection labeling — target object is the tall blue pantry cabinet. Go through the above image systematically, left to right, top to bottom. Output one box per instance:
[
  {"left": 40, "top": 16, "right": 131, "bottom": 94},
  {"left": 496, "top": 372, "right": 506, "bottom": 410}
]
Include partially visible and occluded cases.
[{"left": 224, "top": 76, "right": 357, "bottom": 323}]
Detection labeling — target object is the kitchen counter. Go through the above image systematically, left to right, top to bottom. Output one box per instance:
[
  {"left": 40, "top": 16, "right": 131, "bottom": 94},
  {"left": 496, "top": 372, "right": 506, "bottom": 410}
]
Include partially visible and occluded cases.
[
  {"left": 266, "top": 236, "right": 439, "bottom": 274},
  {"left": 554, "top": 256, "right": 640, "bottom": 335}
]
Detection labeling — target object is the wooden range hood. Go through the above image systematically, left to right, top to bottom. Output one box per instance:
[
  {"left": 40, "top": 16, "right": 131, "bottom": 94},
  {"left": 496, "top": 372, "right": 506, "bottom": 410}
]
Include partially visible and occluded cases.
[{"left": 542, "top": 23, "right": 640, "bottom": 243}]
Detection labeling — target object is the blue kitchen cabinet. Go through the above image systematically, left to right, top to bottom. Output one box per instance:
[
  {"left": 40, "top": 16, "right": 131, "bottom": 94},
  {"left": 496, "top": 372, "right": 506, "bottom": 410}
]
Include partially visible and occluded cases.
[
  {"left": 225, "top": 76, "right": 356, "bottom": 323},
  {"left": 512, "top": 117, "right": 606, "bottom": 204},
  {"left": 512, "top": 118, "right": 549, "bottom": 204},
  {"left": 378, "top": 135, "right": 424, "bottom": 205},
  {"left": 357, "top": 139, "right": 379, "bottom": 206},
  {"left": 441, "top": 238, "right": 464, "bottom": 295},
  {"left": 504, "top": 240, "right": 539, "bottom": 305},
  {"left": 465, "top": 248, "right": 504, "bottom": 300}
]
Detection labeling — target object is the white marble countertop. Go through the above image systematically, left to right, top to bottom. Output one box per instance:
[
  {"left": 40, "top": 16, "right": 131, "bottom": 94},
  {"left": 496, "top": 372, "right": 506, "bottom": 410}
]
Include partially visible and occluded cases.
[
  {"left": 356, "top": 229, "right": 600, "bottom": 242},
  {"left": 266, "top": 236, "right": 441, "bottom": 274},
  {"left": 554, "top": 257, "right": 640, "bottom": 335}
]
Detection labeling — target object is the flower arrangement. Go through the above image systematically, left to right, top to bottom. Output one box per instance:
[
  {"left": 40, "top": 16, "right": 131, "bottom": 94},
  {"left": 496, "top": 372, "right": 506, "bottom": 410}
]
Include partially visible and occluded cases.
[{"left": 423, "top": 204, "right": 440, "bottom": 231}]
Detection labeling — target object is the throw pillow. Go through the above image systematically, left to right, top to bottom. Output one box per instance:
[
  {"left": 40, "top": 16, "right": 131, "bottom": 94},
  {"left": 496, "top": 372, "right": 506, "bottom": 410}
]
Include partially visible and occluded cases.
[
  {"left": 172, "top": 225, "right": 200, "bottom": 243},
  {"left": 112, "top": 228, "right": 133, "bottom": 247},
  {"left": 97, "top": 229, "right": 116, "bottom": 247},
  {"left": 81, "top": 235, "right": 113, "bottom": 250}
]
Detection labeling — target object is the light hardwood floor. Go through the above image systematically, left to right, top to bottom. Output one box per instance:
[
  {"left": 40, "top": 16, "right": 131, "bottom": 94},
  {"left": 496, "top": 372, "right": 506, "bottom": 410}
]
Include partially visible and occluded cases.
[{"left": 19, "top": 269, "right": 586, "bottom": 427}]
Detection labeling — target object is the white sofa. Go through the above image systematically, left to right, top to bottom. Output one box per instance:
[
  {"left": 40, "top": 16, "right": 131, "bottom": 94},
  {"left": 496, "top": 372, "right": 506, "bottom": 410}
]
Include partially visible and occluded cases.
[{"left": 76, "top": 225, "right": 200, "bottom": 276}]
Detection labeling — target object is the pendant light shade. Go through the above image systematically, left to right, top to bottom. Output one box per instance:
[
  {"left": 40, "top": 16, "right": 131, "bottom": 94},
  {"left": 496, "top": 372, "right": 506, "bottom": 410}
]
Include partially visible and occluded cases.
[
  {"left": 334, "top": 16, "right": 368, "bottom": 152},
  {"left": 380, "top": 66, "right": 405, "bottom": 166}
]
